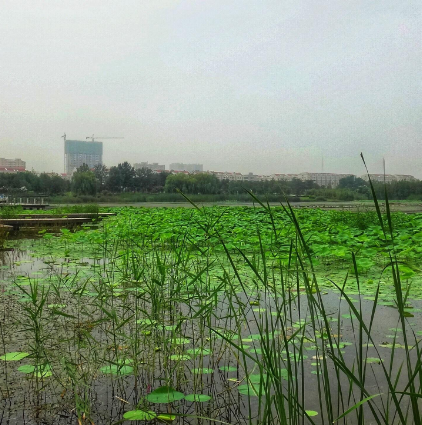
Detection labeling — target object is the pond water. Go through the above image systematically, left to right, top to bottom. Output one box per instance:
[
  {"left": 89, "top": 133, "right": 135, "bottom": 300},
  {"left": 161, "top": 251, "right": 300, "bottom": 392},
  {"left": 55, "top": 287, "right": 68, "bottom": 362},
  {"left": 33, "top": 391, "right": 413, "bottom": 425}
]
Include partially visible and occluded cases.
[{"left": 1, "top": 239, "right": 422, "bottom": 425}]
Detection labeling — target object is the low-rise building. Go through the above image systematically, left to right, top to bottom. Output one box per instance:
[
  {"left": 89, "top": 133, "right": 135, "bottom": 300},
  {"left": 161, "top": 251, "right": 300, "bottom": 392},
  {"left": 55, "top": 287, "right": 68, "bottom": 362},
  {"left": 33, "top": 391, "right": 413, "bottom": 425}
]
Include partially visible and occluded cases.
[
  {"left": 0, "top": 158, "right": 26, "bottom": 173},
  {"left": 134, "top": 162, "right": 165, "bottom": 171},
  {"left": 170, "top": 163, "right": 203, "bottom": 172},
  {"left": 164, "top": 169, "right": 418, "bottom": 186},
  {"left": 170, "top": 170, "right": 190, "bottom": 175},
  {"left": 209, "top": 171, "right": 244, "bottom": 181},
  {"left": 242, "top": 172, "right": 261, "bottom": 182},
  {"left": 298, "top": 172, "right": 354, "bottom": 188},
  {"left": 268, "top": 173, "right": 299, "bottom": 182},
  {"left": 361, "top": 174, "right": 418, "bottom": 183},
  {"left": 394, "top": 175, "right": 417, "bottom": 182}
]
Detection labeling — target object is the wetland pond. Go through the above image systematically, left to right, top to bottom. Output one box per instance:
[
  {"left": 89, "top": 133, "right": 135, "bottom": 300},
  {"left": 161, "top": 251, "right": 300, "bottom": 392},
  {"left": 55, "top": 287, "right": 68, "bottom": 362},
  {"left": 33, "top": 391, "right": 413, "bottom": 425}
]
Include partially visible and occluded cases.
[{"left": 1, "top": 206, "right": 422, "bottom": 425}]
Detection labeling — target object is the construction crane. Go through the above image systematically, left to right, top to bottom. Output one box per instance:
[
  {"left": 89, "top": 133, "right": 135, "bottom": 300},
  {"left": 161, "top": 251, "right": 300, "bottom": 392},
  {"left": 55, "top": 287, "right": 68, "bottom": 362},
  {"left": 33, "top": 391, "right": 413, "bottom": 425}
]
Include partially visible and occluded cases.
[
  {"left": 62, "top": 133, "right": 66, "bottom": 173},
  {"left": 86, "top": 135, "right": 124, "bottom": 142}
]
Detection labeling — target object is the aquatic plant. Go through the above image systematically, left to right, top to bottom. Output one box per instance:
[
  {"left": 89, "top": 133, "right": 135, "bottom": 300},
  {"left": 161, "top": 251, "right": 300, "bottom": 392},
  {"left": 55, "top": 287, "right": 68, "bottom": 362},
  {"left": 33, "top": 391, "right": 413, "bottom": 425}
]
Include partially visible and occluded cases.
[{"left": 1, "top": 179, "right": 422, "bottom": 423}]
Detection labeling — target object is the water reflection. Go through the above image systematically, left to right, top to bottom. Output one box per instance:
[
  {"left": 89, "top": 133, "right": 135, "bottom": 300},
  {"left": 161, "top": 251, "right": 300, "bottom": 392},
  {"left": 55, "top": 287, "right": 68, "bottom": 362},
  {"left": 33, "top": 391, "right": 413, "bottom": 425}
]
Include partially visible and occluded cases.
[{"left": 0, "top": 242, "right": 421, "bottom": 424}]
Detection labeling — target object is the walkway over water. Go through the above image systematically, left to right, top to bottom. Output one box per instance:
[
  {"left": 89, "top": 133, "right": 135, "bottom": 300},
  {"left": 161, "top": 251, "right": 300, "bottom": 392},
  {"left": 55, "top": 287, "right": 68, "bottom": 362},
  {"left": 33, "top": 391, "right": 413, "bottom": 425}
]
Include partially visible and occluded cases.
[
  {"left": 0, "top": 196, "right": 49, "bottom": 210},
  {"left": 0, "top": 213, "right": 116, "bottom": 231}
]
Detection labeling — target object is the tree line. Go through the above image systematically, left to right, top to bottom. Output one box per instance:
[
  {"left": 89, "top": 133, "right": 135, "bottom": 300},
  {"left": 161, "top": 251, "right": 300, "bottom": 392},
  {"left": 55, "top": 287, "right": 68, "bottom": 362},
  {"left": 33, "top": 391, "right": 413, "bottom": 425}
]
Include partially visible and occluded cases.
[
  {"left": 72, "top": 163, "right": 321, "bottom": 196},
  {"left": 1, "top": 164, "right": 421, "bottom": 201},
  {"left": 0, "top": 171, "right": 69, "bottom": 195}
]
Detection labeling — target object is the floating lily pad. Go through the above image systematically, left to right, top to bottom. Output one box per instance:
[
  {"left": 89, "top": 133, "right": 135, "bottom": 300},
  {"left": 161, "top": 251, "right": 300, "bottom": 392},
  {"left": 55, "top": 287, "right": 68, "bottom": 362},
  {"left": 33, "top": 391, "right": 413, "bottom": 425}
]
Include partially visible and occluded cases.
[
  {"left": 48, "top": 304, "right": 67, "bottom": 309},
  {"left": 136, "top": 318, "right": 156, "bottom": 326},
  {"left": 163, "top": 324, "right": 178, "bottom": 331},
  {"left": 171, "top": 338, "right": 190, "bottom": 345},
  {"left": 379, "top": 343, "right": 405, "bottom": 349},
  {"left": 186, "top": 348, "right": 212, "bottom": 356},
  {"left": 0, "top": 352, "right": 29, "bottom": 361},
  {"left": 170, "top": 354, "right": 191, "bottom": 361},
  {"left": 366, "top": 357, "right": 383, "bottom": 364},
  {"left": 18, "top": 364, "right": 52, "bottom": 378},
  {"left": 100, "top": 364, "right": 133, "bottom": 376},
  {"left": 219, "top": 365, "right": 237, "bottom": 372},
  {"left": 192, "top": 368, "right": 214, "bottom": 374},
  {"left": 248, "top": 374, "right": 266, "bottom": 383},
  {"left": 238, "top": 384, "right": 259, "bottom": 396},
  {"left": 146, "top": 386, "right": 184, "bottom": 403},
  {"left": 184, "top": 394, "right": 212, "bottom": 402},
  {"left": 123, "top": 410, "right": 157, "bottom": 420},
  {"left": 157, "top": 414, "right": 176, "bottom": 422}
]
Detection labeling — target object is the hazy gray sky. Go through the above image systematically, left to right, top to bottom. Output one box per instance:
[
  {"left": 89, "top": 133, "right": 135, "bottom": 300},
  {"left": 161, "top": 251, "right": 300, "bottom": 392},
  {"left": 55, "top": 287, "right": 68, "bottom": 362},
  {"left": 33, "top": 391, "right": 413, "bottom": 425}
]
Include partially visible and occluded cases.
[{"left": 1, "top": 1, "right": 421, "bottom": 176}]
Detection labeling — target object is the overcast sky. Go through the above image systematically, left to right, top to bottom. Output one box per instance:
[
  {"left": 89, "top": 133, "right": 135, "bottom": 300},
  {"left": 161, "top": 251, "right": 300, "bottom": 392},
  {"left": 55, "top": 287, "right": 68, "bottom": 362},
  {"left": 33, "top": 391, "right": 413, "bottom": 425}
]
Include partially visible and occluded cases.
[{"left": 0, "top": 1, "right": 421, "bottom": 176}]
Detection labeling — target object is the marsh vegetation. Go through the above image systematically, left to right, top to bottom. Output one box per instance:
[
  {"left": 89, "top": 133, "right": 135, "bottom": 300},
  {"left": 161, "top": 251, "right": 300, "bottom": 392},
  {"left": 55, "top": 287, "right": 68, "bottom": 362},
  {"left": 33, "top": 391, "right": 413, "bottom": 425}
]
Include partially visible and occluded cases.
[{"left": 1, "top": 196, "right": 422, "bottom": 424}]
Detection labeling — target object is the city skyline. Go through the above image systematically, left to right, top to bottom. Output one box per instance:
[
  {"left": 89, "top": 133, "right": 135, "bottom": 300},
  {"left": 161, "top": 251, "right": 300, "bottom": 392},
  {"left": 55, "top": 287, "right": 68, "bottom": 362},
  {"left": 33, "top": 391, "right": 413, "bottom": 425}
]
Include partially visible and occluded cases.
[
  {"left": 1, "top": 2, "right": 420, "bottom": 177},
  {"left": 2, "top": 131, "right": 422, "bottom": 178},
  {"left": 3, "top": 133, "right": 421, "bottom": 178},
  {"left": 0, "top": 152, "right": 418, "bottom": 187}
]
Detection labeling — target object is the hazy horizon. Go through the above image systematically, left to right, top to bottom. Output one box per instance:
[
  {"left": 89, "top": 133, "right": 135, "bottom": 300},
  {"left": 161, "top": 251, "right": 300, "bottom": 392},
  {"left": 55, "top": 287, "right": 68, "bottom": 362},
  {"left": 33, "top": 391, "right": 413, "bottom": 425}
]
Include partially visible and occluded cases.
[{"left": 1, "top": 1, "right": 421, "bottom": 177}]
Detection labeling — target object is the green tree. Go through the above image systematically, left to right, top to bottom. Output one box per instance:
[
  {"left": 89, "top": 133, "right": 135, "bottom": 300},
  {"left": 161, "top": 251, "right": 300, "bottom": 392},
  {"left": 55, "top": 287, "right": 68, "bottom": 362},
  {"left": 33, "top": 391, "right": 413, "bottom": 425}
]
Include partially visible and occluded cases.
[
  {"left": 118, "top": 162, "right": 136, "bottom": 191},
  {"left": 76, "top": 163, "right": 91, "bottom": 173},
  {"left": 93, "top": 164, "right": 108, "bottom": 192},
  {"left": 107, "top": 166, "right": 122, "bottom": 192},
  {"left": 134, "top": 167, "right": 154, "bottom": 192},
  {"left": 72, "top": 171, "right": 97, "bottom": 195},
  {"left": 164, "top": 173, "right": 219, "bottom": 194},
  {"left": 165, "top": 173, "right": 191, "bottom": 193},
  {"left": 38, "top": 174, "right": 52, "bottom": 194},
  {"left": 49, "top": 175, "right": 69, "bottom": 195},
  {"left": 338, "top": 176, "right": 367, "bottom": 191}
]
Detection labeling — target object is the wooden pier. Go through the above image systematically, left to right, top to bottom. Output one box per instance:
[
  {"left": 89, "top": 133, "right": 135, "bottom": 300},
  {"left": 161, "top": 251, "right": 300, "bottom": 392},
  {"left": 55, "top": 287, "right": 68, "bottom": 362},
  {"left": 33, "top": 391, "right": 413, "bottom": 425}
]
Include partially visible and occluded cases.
[
  {"left": 0, "top": 197, "right": 49, "bottom": 210},
  {"left": 0, "top": 213, "right": 116, "bottom": 231},
  {"left": 15, "top": 213, "right": 116, "bottom": 219}
]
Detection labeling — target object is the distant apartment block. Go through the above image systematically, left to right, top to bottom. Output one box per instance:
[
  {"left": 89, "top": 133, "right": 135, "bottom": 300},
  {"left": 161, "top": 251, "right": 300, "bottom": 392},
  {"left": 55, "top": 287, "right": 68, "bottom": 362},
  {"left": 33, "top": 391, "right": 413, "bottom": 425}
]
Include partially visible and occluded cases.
[
  {"left": 65, "top": 140, "right": 103, "bottom": 175},
  {"left": 0, "top": 158, "right": 26, "bottom": 173},
  {"left": 134, "top": 162, "right": 165, "bottom": 171},
  {"left": 169, "top": 163, "right": 203, "bottom": 172},
  {"left": 170, "top": 170, "right": 190, "bottom": 175},
  {"left": 196, "top": 170, "right": 419, "bottom": 186},
  {"left": 210, "top": 171, "right": 244, "bottom": 181},
  {"left": 210, "top": 171, "right": 354, "bottom": 186},
  {"left": 242, "top": 172, "right": 262, "bottom": 182},
  {"left": 297, "top": 172, "right": 354, "bottom": 188},
  {"left": 268, "top": 174, "right": 298, "bottom": 182},
  {"left": 361, "top": 174, "right": 417, "bottom": 183},
  {"left": 395, "top": 175, "right": 417, "bottom": 182}
]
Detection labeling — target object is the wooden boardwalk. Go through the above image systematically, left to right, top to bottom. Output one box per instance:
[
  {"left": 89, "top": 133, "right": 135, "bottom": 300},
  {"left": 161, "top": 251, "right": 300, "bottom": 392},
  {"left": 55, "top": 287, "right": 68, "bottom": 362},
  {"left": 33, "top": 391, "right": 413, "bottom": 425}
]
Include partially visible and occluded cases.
[
  {"left": 0, "top": 198, "right": 49, "bottom": 210},
  {"left": 0, "top": 213, "right": 116, "bottom": 231},
  {"left": 15, "top": 213, "right": 116, "bottom": 219}
]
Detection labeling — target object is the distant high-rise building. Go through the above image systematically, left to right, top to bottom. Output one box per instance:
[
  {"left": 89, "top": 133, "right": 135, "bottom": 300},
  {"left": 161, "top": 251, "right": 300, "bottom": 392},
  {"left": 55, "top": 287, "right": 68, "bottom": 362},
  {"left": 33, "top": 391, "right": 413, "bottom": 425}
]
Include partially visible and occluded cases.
[
  {"left": 65, "top": 140, "right": 103, "bottom": 175},
  {"left": 0, "top": 158, "right": 26, "bottom": 173},
  {"left": 134, "top": 162, "right": 165, "bottom": 171},
  {"left": 169, "top": 163, "right": 203, "bottom": 172}
]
